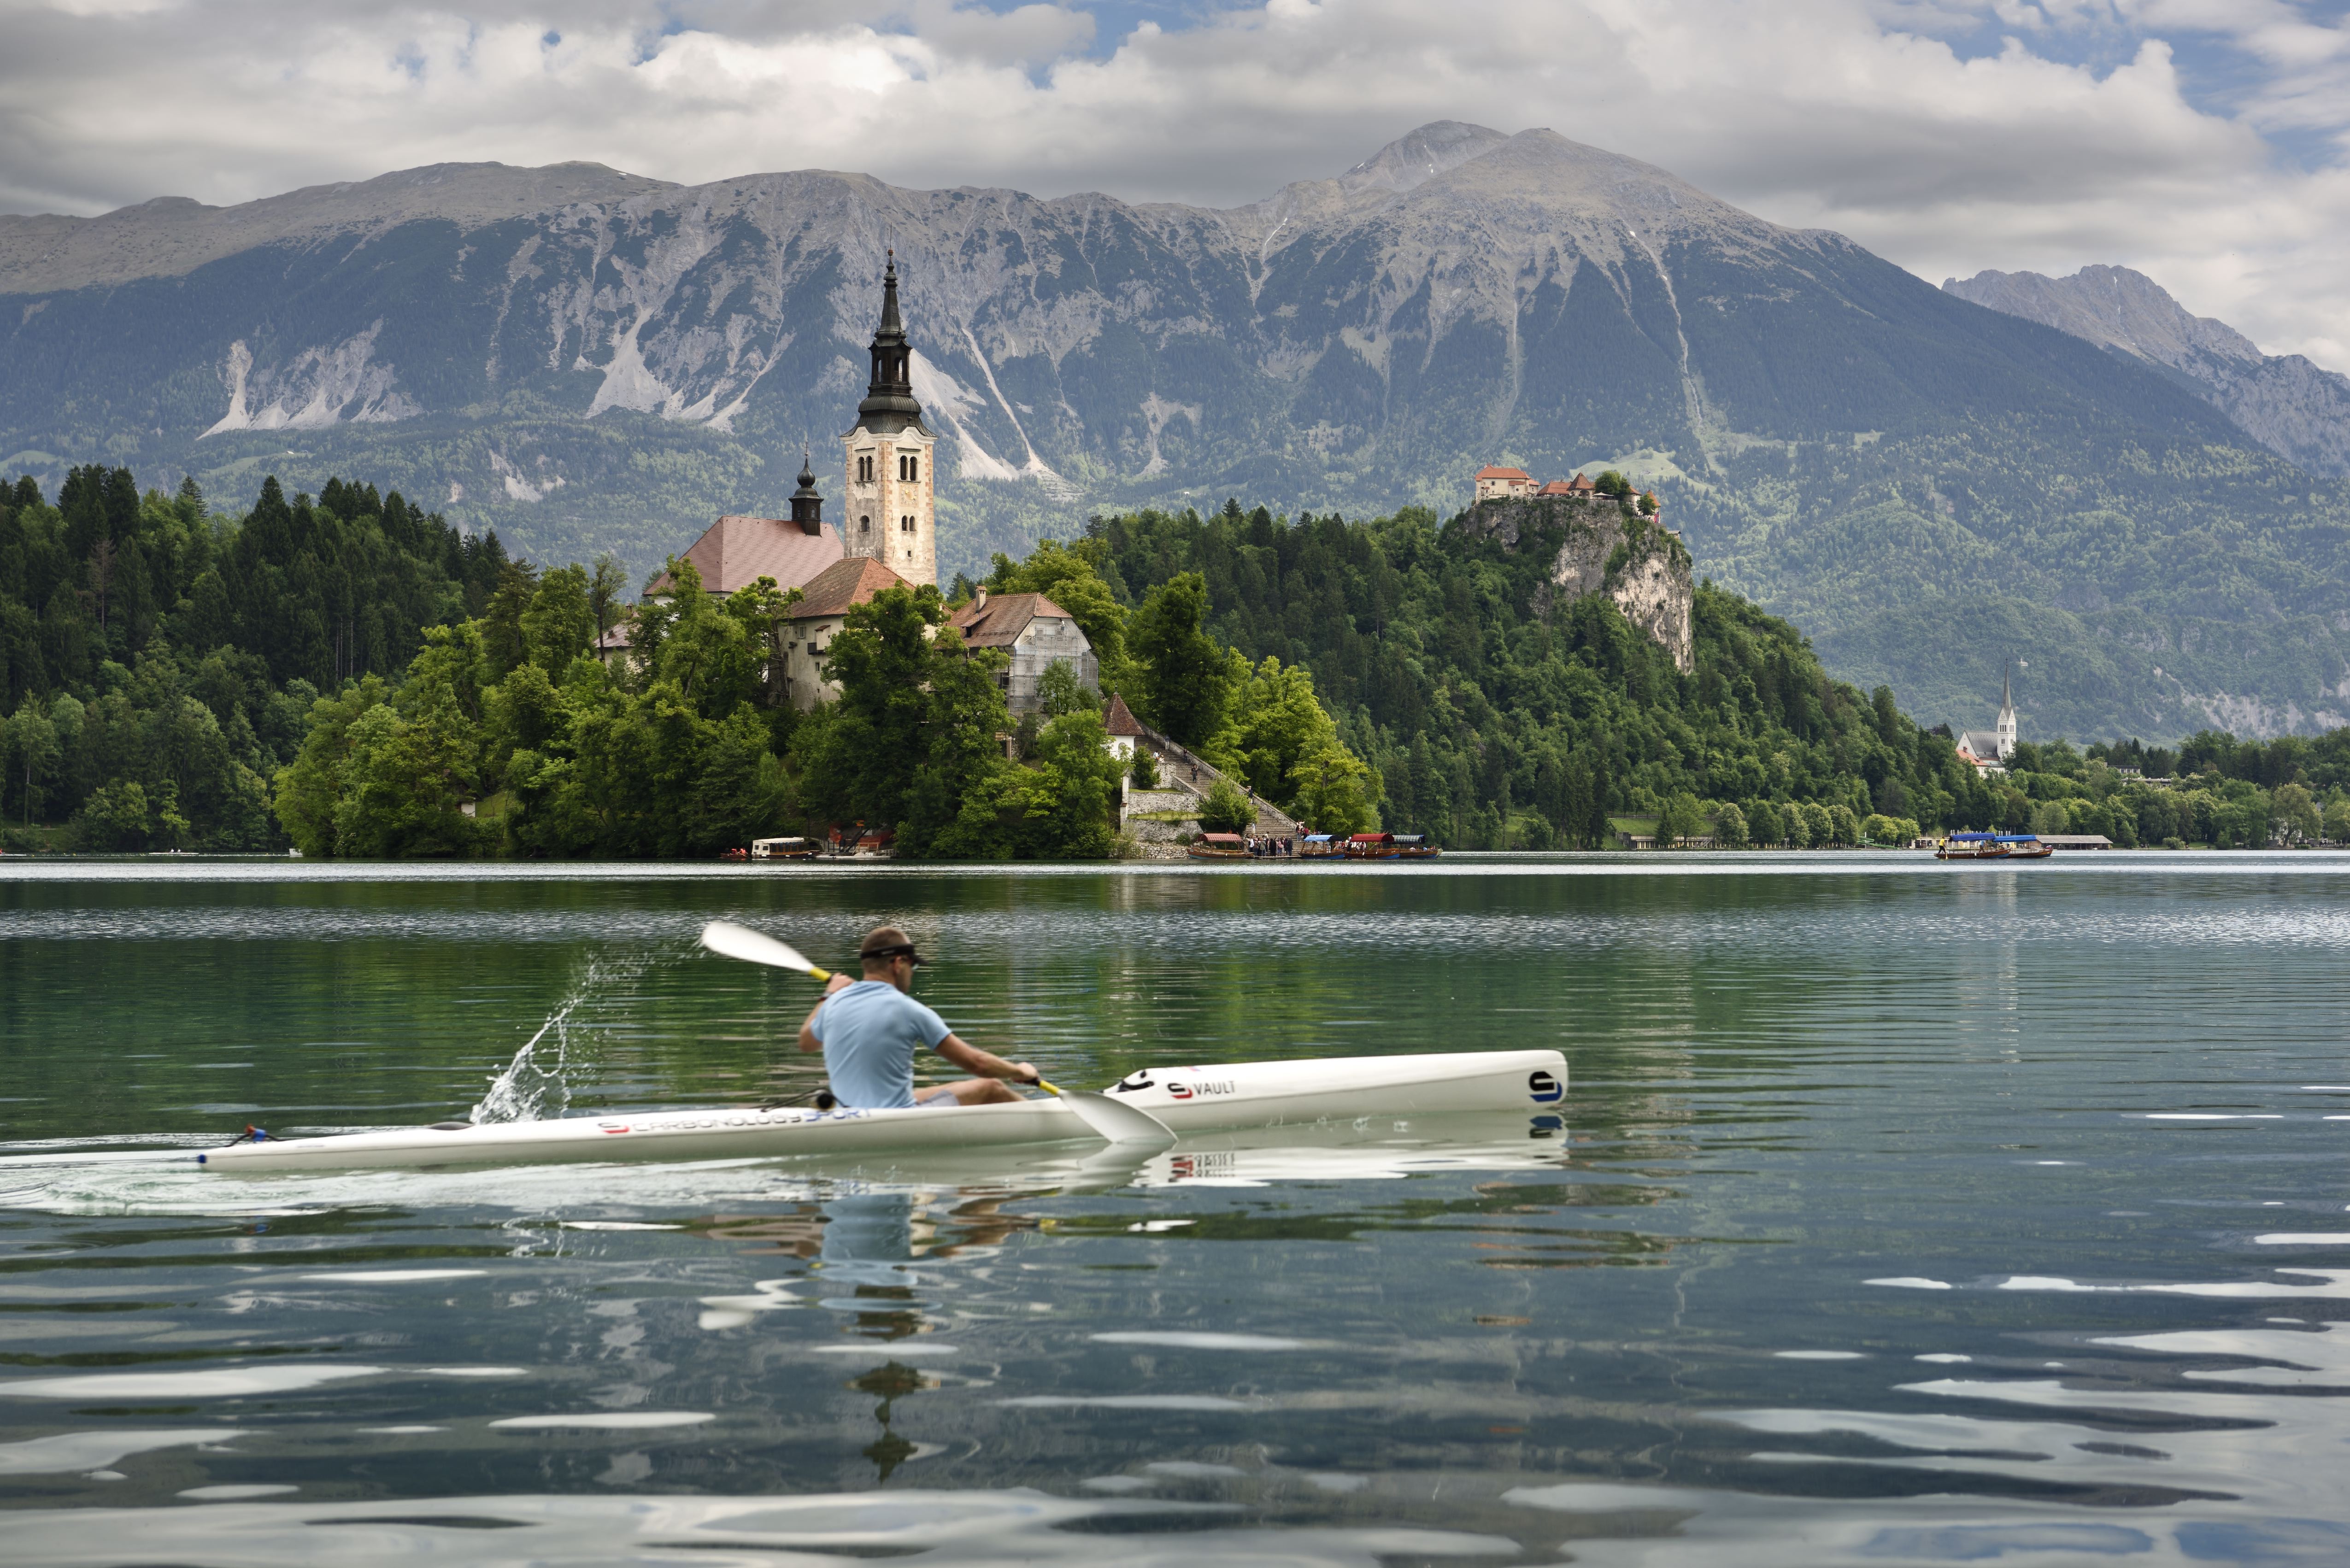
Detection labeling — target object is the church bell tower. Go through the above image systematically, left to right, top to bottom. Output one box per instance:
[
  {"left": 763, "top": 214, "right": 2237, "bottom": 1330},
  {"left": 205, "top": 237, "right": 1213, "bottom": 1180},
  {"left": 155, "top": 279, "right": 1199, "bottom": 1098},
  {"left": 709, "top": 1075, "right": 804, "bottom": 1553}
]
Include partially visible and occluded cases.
[
  {"left": 842, "top": 251, "right": 937, "bottom": 588},
  {"left": 1995, "top": 663, "right": 2018, "bottom": 759}
]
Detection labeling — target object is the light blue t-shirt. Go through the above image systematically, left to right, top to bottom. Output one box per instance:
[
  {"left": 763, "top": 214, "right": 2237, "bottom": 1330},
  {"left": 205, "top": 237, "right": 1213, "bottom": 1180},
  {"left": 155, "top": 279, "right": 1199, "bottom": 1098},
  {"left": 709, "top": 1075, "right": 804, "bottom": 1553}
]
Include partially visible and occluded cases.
[{"left": 810, "top": 981, "right": 953, "bottom": 1109}]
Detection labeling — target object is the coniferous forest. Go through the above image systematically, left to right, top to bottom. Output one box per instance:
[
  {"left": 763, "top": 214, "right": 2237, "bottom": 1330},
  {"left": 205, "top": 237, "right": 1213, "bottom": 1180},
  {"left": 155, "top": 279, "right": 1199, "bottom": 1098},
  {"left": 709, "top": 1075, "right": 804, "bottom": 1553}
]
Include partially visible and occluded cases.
[{"left": 4, "top": 469, "right": 2347, "bottom": 856}]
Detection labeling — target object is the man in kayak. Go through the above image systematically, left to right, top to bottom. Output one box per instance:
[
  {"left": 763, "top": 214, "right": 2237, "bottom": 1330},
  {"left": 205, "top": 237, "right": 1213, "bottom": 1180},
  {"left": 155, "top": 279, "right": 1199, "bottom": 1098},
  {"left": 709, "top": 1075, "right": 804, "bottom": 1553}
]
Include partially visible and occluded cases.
[{"left": 797, "top": 926, "right": 1039, "bottom": 1109}]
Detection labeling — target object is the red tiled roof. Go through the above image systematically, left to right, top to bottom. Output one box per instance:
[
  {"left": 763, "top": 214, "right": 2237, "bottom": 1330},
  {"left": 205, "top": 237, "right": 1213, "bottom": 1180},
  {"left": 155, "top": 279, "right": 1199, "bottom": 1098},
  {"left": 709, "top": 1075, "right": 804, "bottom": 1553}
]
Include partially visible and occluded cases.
[
  {"left": 1474, "top": 465, "right": 1530, "bottom": 481},
  {"left": 1568, "top": 473, "right": 1597, "bottom": 491},
  {"left": 1536, "top": 480, "right": 1575, "bottom": 496},
  {"left": 648, "top": 515, "right": 842, "bottom": 597},
  {"left": 790, "top": 556, "right": 912, "bottom": 619},
  {"left": 947, "top": 591, "right": 1076, "bottom": 649},
  {"left": 1104, "top": 692, "right": 1145, "bottom": 737}
]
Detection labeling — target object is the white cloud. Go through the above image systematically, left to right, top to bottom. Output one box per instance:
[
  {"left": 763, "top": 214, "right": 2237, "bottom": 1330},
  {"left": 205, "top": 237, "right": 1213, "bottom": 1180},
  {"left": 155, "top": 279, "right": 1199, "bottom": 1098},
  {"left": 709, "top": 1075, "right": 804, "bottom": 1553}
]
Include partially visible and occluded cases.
[{"left": 4, "top": 0, "right": 2350, "bottom": 365}]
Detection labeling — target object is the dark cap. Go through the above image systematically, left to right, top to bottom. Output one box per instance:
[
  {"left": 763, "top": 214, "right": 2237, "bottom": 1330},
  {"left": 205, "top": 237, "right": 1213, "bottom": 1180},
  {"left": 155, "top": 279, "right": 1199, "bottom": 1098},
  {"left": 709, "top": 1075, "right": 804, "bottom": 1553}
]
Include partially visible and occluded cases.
[{"left": 858, "top": 925, "right": 924, "bottom": 965}]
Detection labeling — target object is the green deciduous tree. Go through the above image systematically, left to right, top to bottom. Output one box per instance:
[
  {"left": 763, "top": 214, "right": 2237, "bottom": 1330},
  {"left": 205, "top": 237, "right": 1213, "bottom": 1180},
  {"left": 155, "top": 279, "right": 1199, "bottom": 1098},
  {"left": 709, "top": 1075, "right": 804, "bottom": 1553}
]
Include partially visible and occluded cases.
[
  {"left": 1290, "top": 744, "right": 1379, "bottom": 835},
  {"left": 1198, "top": 778, "right": 1255, "bottom": 834},
  {"left": 2271, "top": 782, "right": 2321, "bottom": 845}
]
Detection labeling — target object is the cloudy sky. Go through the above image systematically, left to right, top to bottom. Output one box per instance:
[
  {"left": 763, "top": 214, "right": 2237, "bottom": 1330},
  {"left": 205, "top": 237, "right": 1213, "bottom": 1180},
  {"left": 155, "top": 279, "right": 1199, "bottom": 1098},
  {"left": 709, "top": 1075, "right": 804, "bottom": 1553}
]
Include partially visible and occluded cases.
[{"left": 6, "top": 0, "right": 2350, "bottom": 365}]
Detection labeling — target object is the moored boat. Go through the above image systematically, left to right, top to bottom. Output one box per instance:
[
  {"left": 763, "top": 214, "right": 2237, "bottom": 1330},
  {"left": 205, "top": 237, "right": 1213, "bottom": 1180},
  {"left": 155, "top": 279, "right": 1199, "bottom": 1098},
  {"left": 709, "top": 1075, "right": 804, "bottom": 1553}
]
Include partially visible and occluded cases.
[
  {"left": 1937, "top": 831, "right": 2051, "bottom": 860},
  {"left": 1187, "top": 832, "right": 1250, "bottom": 859},
  {"left": 1341, "top": 832, "right": 1439, "bottom": 861},
  {"left": 1936, "top": 832, "right": 2008, "bottom": 860},
  {"left": 750, "top": 836, "right": 818, "bottom": 860},
  {"left": 195, "top": 1050, "right": 1570, "bottom": 1173}
]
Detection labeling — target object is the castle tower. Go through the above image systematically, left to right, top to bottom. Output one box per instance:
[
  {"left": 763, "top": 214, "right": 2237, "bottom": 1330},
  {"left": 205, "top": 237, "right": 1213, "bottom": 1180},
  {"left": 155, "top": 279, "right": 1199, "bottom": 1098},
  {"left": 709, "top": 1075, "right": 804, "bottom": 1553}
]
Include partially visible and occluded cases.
[
  {"left": 841, "top": 251, "right": 937, "bottom": 588},
  {"left": 787, "top": 446, "right": 823, "bottom": 535},
  {"left": 1995, "top": 663, "right": 2018, "bottom": 759}
]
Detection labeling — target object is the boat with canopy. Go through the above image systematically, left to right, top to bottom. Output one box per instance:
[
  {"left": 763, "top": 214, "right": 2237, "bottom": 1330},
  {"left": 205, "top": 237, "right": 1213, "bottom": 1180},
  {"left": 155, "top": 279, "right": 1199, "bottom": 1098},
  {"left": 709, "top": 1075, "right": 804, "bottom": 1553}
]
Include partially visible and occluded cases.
[{"left": 1936, "top": 832, "right": 2052, "bottom": 860}]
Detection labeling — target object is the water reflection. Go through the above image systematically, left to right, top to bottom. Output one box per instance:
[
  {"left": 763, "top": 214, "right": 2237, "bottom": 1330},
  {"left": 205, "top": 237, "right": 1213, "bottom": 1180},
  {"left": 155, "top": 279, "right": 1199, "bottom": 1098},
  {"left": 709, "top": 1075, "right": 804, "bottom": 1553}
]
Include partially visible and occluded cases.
[{"left": 6, "top": 862, "right": 2350, "bottom": 1563}]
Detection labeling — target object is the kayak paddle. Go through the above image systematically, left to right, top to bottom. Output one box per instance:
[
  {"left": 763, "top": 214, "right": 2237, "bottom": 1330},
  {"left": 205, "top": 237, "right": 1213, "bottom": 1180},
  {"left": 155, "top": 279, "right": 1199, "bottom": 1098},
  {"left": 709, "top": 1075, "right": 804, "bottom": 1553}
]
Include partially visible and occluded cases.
[
  {"left": 699, "top": 919, "right": 831, "bottom": 981},
  {"left": 697, "top": 921, "right": 1175, "bottom": 1149},
  {"left": 1022, "top": 1075, "right": 1176, "bottom": 1148}
]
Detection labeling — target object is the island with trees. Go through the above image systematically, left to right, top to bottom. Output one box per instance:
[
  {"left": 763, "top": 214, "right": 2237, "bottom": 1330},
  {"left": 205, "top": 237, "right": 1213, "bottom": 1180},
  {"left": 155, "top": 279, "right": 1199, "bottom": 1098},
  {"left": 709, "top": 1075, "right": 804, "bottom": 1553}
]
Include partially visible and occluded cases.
[{"left": 5, "top": 467, "right": 2348, "bottom": 858}]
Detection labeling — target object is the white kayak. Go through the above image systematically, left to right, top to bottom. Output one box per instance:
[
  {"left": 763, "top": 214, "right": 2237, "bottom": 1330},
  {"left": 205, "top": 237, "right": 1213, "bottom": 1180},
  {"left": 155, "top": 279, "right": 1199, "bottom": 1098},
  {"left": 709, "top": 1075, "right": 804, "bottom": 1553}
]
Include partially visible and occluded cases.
[{"left": 198, "top": 1050, "right": 1569, "bottom": 1173}]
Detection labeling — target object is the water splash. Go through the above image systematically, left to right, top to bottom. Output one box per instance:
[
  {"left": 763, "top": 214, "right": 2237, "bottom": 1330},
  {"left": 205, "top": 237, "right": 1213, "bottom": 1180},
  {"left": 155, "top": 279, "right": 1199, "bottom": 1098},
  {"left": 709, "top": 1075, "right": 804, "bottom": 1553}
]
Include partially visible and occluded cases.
[
  {"left": 470, "top": 957, "right": 635, "bottom": 1124},
  {"left": 470, "top": 1002, "right": 581, "bottom": 1124}
]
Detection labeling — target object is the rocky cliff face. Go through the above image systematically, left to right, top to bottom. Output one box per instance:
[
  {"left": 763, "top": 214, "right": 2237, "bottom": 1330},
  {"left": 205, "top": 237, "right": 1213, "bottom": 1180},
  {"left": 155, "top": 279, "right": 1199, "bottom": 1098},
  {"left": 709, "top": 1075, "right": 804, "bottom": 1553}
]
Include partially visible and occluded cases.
[
  {"left": 1945, "top": 264, "right": 2350, "bottom": 478},
  {"left": 1454, "top": 497, "right": 1693, "bottom": 672}
]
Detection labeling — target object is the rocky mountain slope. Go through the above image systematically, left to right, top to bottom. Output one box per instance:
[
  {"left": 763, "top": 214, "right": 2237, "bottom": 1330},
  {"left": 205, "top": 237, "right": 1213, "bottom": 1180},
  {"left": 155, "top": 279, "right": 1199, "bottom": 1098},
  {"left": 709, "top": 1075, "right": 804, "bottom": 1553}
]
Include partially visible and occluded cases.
[
  {"left": 6, "top": 126, "right": 2350, "bottom": 739},
  {"left": 1945, "top": 264, "right": 2350, "bottom": 478}
]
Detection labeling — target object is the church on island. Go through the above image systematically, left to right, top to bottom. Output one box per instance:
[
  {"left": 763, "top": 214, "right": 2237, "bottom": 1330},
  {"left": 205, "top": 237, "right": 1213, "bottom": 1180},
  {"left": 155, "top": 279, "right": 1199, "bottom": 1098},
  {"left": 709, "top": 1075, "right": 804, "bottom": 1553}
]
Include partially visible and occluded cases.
[
  {"left": 634, "top": 253, "right": 1094, "bottom": 715},
  {"left": 1955, "top": 667, "right": 2020, "bottom": 776}
]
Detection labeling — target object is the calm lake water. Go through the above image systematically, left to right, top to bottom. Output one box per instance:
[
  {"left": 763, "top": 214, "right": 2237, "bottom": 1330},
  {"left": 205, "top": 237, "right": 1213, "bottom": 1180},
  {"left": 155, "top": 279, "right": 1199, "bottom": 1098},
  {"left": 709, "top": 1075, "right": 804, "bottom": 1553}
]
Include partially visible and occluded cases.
[{"left": 3, "top": 853, "right": 2350, "bottom": 1566}]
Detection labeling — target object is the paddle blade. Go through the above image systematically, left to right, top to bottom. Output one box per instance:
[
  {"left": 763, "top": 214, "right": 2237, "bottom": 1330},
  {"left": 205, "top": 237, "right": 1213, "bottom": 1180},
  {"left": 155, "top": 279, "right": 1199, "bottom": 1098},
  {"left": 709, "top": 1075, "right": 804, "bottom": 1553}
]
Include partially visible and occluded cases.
[
  {"left": 700, "top": 921, "right": 827, "bottom": 979},
  {"left": 1052, "top": 1086, "right": 1176, "bottom": 1149}
]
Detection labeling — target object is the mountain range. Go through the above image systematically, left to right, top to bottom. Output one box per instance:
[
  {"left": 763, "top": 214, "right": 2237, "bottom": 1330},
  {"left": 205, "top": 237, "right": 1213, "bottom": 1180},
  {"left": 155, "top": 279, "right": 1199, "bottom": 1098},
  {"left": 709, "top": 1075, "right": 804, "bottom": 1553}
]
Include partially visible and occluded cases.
[
  {"left": 5, "top": 122, "right": 2349, "bottom": 740},
  {"left": 1945, "top": 264, "right": 2350, "bottom": 481}
]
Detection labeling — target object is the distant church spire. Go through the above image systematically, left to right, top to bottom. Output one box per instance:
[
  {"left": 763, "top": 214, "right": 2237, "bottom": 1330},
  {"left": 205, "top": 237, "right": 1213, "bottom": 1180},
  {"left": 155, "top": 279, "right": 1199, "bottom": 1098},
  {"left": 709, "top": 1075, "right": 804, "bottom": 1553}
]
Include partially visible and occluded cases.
[
  {"left": 856, "top": 249, "right": 925, "bottom": 431},
  {"left": 788, "top": 443, "right": 823, "bottom": 535},
  {"left": 1996, "top": 660, "right": 2018, "bottom": 759}
]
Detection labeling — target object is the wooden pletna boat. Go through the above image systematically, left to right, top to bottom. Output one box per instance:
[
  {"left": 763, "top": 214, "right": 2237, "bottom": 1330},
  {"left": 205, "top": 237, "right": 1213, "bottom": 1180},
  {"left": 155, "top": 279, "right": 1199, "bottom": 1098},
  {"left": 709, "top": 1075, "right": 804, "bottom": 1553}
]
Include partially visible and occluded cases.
[
  {"left": 1342, "top": 832, "right": 1439, "bottom": 861},
  {"left": 1936, "top": 832, "right": 2051, "bottom": 861},
  {"left": 1187, "top": 833, "right": 1251, "bottom": 860},
  {"left": 194, "top": 1050, "right": 1569, "bottom": 1172}
]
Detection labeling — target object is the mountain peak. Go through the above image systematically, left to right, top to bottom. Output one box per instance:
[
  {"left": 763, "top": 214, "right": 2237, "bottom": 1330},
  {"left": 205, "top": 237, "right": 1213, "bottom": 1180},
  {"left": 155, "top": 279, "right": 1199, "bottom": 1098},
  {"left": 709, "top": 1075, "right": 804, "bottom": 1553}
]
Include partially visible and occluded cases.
[
  {"left": 1339, "top": 121, "right": 1512, "bottom": 196},
  {"left": 0, "top": 160, "right": 675, "bottom": 295},
  {"left": 1946, "top": 262, "right": 2350, "bottom": 478},
  {"left": 1944, "top": 264, "right": 2262, "bottom": 370}
]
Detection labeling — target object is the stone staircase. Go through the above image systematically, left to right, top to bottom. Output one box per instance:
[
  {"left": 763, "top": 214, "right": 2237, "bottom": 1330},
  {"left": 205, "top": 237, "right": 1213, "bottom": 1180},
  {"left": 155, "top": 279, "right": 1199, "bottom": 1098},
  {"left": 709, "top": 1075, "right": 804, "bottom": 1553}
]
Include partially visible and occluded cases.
[{"left": 1124, "top": 719, "right": 1303, "bottom": 837}]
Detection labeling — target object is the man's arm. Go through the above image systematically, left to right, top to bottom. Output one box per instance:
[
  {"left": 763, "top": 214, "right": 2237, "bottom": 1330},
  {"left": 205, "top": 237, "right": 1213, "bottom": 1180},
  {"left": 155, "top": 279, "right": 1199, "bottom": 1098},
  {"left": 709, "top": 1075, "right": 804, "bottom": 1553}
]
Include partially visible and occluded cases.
[
  {"left": 796, "top": 974, "right": 853, "bottom": 1054},
  {"left": 937, "top": 1033, "right": 1037, "bottom": 1084}
]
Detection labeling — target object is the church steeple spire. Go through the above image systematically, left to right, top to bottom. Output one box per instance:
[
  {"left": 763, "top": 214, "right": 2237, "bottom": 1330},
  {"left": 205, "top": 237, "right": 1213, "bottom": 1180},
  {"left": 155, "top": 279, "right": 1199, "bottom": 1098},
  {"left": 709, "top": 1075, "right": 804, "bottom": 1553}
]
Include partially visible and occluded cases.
[
  {"left": 841, "top": 247, "right": 938, "bottom": 589},
  {"left": 856, "top": 249, "right": 924, "bottom": 431},
  {"left": 788, "top": 444, "right": 823, "bottom": 535},
  {"left": 1995, "top": 660, "right": 2018, "bottom": 759}
]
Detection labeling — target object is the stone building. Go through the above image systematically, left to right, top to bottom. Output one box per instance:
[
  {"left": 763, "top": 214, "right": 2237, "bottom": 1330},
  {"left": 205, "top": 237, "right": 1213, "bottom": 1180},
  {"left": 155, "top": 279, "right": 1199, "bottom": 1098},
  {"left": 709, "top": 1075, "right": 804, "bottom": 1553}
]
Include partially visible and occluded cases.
[
  {"left": 841, "top": 252, "right": 937, "bottom": 589},
  {"left": 1475, "top": 464, "right": 1535, "bottom": 501},
  {"left": 776, "top": 556, "right": 917, "bottom": 711},
  {"left": 947, "top": 588, "right": 1096, "bottom": 713},
  {"left": 1104, "top": 692, "right": 1145, "bottom": 765}
]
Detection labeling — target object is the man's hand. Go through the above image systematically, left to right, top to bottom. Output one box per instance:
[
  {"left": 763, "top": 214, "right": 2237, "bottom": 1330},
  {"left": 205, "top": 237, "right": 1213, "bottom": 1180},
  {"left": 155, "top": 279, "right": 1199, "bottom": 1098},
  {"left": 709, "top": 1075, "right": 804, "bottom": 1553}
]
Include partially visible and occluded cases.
[
  {"left": 823, "top": 973, "right": 853, "bottom": 996},
  {"left": 1008, "top": 1061, "right": 1039, "bottom": 1085}
]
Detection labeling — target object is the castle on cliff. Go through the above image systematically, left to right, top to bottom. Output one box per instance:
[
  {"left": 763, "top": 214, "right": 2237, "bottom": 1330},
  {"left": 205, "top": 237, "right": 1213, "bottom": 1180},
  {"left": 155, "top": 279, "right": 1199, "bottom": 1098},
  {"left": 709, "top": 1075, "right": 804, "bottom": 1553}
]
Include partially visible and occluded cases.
[{"left": 1474, "top": 464, "right": 1668, "bottom": 533}]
